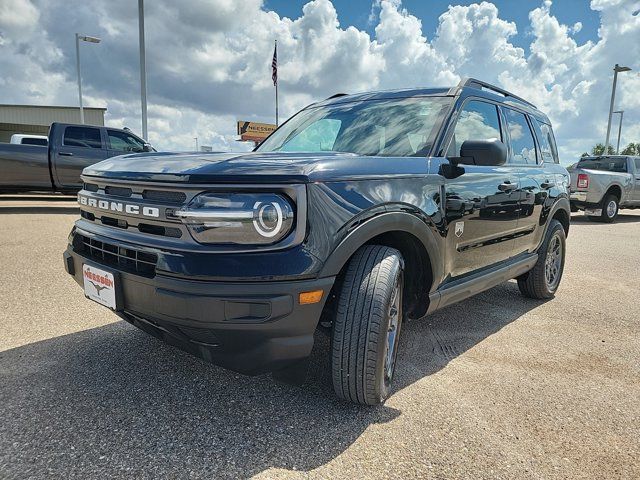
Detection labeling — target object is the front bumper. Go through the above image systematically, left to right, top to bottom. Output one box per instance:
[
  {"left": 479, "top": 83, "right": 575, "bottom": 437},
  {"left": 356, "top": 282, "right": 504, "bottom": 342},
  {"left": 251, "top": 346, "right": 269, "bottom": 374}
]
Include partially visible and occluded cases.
[{"left": 64, "top": 246, "right": 335, "bottom": 375}]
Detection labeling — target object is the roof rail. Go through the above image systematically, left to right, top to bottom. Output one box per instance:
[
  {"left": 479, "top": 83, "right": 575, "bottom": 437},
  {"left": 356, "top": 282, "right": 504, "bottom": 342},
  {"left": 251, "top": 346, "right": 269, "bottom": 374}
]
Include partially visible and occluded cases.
[
  {"left": 455, "top": 78, "right": 537, "bottom": 109},
  {"left": 325, "top": 93, "right": 349, "bottom": 100}
]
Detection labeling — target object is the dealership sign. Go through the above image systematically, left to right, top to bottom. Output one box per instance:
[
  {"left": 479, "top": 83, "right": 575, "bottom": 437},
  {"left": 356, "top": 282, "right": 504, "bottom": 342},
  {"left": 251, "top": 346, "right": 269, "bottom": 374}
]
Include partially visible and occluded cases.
[{"left": 237, "top": 121, "right": 276, "bottom": 143}]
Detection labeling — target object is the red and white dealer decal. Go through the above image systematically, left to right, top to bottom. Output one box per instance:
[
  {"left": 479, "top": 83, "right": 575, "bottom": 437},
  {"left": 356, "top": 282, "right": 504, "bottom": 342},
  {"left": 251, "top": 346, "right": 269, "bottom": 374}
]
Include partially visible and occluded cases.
[{"left": 82, "top": 264, "right": 117, "bottom": 309}]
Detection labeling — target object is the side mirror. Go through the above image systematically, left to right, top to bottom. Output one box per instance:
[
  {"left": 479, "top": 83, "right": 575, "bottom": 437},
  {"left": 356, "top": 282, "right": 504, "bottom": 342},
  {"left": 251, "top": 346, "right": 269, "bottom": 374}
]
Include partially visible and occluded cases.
[
  {"left": 456, "top": 139, "right": 507, "bottom": 167},
  {"left": 142, "top": 143, "right": 153, "bottom": 152}
]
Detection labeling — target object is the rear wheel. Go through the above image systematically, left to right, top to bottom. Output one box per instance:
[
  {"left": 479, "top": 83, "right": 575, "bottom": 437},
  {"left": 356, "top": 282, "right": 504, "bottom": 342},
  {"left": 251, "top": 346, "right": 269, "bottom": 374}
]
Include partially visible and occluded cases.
[
  {"left": 588, "top": 194, "right": 619, "bottom": 223},
  {"left": 517, "top": 219, "right": 566, "bottom": 299},
  {"left": 331, "top": 245, "right": 404, "bottom": 405}
]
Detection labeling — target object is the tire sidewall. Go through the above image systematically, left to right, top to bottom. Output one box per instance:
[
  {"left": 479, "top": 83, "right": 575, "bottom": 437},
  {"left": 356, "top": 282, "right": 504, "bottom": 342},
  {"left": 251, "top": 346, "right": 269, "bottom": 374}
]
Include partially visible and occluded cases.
[
  {"left": 602, "top": 195, "right": 618, "bottom": 223},
  {"left": 543, "top": 222, "right": 566, "bottom": 295},
  {"left": 375, "top": 268, "right": 403, "bottom": 402}
]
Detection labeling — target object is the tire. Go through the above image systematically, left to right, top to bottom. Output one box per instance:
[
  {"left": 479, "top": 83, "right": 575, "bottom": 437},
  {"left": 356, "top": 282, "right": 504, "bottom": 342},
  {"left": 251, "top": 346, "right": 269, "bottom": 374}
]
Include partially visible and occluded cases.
[
  {"left": 600, "top": 194, "right": 619, "bottom": 223},
  {"left": 517, "top": 219, "right": 566, "bottom": 299},
  {"left": 331, "top": 245, "right": 404, "bottom": 405}
]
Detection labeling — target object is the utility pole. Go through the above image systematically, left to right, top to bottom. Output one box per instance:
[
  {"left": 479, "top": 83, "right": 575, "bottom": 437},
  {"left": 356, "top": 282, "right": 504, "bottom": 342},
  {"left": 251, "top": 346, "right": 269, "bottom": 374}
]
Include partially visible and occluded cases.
[
  {"left": 138, "top": 0, "right": 148, "bottom": 140},
  {"left": 75, "top": 34, "right": 101, "bottom": 124},
  {"left": 604, "top": 64, "right": 631, "bottom": 155},
  {"left": 613, "top": 110, "right": 624, "bottom": 154}
]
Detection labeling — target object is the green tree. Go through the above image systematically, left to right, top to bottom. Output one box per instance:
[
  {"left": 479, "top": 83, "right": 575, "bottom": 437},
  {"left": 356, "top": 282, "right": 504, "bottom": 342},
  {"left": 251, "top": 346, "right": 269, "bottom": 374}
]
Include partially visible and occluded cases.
[
  {"left": 590, "top": 143, "right": 615, "bottom": 156},
  {"left": 620, "top": 143, "right": 638, "bottom": 156}
]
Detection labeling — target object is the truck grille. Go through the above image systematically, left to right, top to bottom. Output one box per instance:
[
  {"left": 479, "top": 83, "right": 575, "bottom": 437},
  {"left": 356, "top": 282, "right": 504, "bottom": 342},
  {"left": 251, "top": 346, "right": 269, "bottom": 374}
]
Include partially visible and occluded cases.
[
  {"left": 83, "top": 183, "right": 186, "bottom": 205},
  {"left": 74, "top": 234, "right": 158, "bottom": 277}
]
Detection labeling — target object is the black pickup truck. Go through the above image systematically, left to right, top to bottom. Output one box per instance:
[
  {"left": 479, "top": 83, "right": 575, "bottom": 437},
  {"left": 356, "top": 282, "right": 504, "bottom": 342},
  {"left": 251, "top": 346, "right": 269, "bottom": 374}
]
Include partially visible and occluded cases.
[
  {"left": 64, "top": 78, "right": 571, "bottom": 405},
  {"left": 0, "top": 123, "right": 153, "bottom": 193}
]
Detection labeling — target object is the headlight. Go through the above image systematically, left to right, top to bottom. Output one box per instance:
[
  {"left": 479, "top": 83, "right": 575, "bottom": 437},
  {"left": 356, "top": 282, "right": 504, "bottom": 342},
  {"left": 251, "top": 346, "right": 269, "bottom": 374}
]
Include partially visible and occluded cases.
[{"left": 174, "top": 193, "right": 295, "bottom": 245}]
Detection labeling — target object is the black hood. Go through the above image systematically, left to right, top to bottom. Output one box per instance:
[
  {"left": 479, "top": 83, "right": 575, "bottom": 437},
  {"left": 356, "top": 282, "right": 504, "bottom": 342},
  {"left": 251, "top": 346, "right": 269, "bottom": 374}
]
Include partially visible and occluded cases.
[
  {"left": 82, "top": 150, "right": 434, "bottom": 183},
  {"left": 83, "top": 151, "right": 352, "bottom": 183}
]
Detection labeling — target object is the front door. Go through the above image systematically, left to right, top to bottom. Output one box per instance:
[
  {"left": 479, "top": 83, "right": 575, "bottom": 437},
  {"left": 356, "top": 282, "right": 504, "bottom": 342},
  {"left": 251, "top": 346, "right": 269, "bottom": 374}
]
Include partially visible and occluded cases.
[
  {"left": 441, "top": 99, "right": 520, "bottom": 279},
  {"left": 52, "top": 125, "right": 109, "bottom": 189},
  {"left": 106, "top": 129, "right": 147, "bottom": 158}
]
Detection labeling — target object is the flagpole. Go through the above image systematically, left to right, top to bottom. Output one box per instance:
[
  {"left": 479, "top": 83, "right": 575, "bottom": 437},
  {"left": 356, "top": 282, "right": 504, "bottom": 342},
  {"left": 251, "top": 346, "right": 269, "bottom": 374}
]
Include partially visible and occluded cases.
[{"left": 275, "top": 39, "right": 279, "bottom": 126}]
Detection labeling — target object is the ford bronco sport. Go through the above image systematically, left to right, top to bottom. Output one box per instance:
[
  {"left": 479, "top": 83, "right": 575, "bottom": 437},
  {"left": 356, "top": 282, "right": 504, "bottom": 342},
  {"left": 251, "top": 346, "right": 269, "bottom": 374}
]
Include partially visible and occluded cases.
[{"left": 64, "top": 78, "right": 571, "bottom": 405}]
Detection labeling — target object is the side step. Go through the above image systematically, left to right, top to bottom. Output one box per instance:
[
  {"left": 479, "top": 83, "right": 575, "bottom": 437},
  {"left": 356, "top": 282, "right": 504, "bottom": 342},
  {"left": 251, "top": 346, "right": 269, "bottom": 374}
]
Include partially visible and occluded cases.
[{"left": 428, "top": 254, "right": 538, "bottom": 313}]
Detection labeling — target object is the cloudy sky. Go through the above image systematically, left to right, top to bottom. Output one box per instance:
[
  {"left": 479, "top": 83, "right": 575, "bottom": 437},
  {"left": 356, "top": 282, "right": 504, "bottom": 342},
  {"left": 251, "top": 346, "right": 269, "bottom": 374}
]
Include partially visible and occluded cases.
[{"left": 1, "top": 0, "right": 639, "bottom": 163}]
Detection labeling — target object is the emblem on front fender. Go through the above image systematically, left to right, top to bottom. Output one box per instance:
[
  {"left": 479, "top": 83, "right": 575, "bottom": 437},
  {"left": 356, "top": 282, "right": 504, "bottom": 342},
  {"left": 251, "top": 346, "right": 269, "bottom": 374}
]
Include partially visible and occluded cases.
[{"left": 455, "top": 221, "right": 464, "bottom": 238}]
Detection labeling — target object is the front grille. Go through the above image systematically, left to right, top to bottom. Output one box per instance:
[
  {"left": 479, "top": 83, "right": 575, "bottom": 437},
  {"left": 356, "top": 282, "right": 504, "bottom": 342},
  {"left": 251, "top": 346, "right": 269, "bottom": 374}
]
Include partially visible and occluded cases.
[
  {"left": 84, "top": 182, "right": 99, "bottom": 192},
  {"left": 105, "top": 185, "right": 133, "bottom": 197},
  {"left": 143, "top": 190, "right": 187, "bottom": 204},
  {"left": 80, "top": 210, "right": 183, "bottom": 238},
  {"left": 138, "top": 223, "right": 182, "bottom": 238},
  {"left": 75, "top": 234, "right": 158, "bottom": 277}
]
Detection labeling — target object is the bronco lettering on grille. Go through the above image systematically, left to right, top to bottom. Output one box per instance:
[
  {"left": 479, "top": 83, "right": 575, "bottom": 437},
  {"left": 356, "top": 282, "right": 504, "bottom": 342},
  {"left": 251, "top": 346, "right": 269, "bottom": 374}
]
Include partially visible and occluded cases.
[{"left": 78, "top": 194, "right": 160, "bottom": 218}]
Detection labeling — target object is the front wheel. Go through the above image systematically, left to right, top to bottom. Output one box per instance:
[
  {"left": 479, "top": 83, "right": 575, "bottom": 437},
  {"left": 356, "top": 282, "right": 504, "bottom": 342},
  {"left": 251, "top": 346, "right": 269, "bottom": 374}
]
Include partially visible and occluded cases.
[
  {"left": 517, "top": 219, "right": 566, "bottom": 299},
  {"left": 331, "top": 245, "right": 404, "bottom": 405}
]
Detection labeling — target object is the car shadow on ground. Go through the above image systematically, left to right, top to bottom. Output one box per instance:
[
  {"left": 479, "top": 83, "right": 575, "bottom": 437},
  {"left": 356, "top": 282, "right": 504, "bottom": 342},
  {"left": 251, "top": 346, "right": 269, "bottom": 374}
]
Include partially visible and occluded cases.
[
  {"left": 570, "top": 213, "right": 640, "bottom": 224},
  {"left": 0, "top": 282, "right": 545, "bottom": 478}
]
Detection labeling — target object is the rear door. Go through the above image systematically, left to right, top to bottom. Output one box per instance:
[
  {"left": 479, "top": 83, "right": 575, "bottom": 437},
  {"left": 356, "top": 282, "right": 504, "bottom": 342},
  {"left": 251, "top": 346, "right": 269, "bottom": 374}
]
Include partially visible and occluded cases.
[
  {"left": 442, "top": 99, "right": 520, "bottom": 278},
  {"left": 502, "top": 108, "right": 549, "bottom": 255},
  {"left": 52, "top": 126, "right": 109, "bottom": 189}
]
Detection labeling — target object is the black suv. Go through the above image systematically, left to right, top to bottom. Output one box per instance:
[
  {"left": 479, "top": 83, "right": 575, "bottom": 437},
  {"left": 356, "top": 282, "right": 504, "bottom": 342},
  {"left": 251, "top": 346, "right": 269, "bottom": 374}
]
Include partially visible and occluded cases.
[{"left": 64, "top": 78, "right": 571, "bottom": 405}]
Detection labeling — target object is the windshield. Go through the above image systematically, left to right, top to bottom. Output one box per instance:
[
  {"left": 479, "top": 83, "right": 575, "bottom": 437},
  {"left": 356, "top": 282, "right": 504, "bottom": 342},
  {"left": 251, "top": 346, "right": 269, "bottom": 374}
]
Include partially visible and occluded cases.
[
  {"left": 257, "top": 97, "right": 452, "bottom": 157},
  {"left": 578, "top": 158, "right": 627, "bottom": 173}
]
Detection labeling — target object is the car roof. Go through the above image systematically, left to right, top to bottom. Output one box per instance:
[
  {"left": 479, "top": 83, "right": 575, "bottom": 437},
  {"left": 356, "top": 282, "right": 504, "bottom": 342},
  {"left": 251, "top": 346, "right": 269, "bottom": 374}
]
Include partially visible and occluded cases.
[{"left": 316, "top": 78, "right": 550, "bottom": 124}]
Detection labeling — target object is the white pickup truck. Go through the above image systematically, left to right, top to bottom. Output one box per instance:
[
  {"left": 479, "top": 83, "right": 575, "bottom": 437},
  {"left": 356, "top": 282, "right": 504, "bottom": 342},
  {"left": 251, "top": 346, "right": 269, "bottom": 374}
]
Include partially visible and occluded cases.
[{"left": 569, "top": 155, "right": 640, "bottom": 222}]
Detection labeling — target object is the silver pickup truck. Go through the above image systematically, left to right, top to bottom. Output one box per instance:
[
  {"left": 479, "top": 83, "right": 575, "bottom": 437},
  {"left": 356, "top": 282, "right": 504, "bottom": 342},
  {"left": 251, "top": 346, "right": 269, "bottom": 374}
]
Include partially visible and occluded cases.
[{"left": 569, "top": 155, "right": 640, "bottom": 222}]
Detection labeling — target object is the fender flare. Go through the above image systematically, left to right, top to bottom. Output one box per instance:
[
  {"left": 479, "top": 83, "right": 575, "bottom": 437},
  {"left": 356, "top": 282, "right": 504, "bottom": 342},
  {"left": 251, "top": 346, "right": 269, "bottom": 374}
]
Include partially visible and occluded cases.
[
  {"left": 543, "top": 197, "right": 571, "bottom": 240},
  {"left": 318, "top": 211, "right": 443, "bottom": 289}
]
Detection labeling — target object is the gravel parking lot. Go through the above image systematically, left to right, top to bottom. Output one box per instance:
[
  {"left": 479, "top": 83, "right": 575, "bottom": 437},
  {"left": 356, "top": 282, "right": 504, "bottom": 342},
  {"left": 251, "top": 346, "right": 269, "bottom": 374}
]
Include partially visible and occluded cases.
[{"left": 0, "top": 195, "right": 638, "bottom": 479}]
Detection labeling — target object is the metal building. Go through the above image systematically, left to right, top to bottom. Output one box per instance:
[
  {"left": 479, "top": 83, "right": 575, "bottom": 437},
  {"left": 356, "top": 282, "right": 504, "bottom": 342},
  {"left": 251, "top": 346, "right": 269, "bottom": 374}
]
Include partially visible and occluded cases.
[{"left": 0, "top": 105, "right": 106, "bottom": 143}]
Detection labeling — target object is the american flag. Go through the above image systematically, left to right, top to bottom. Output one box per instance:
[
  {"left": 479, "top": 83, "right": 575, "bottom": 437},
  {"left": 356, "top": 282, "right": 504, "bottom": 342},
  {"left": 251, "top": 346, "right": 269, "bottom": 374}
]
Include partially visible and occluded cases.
[{"left": 272, "top": 41, "right": 278, "bottom": 86}]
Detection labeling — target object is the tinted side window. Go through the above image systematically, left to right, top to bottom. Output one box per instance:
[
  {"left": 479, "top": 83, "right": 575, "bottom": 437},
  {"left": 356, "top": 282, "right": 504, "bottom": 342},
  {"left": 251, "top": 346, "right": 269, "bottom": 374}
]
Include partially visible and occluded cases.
[
  {"left": 448, "top": 100, "right": 502, "bottom": 156},
  {"left": 504, "top": 109, "right": 537, "bottom": 164},
  {"left": 63, "top": 127, "right": 102, "bottom": 149},
  {"left": 108, "top": 130, "right": 145, "bottom": 152},
  {"left": 634, "top": 158, "right": 640, "bottom": 172}
]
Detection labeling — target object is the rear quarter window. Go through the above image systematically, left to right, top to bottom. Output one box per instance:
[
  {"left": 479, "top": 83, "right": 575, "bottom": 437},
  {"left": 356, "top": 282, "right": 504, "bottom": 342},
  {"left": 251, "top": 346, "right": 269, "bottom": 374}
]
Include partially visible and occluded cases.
[{"left": 533, "top": 120, "right": 559, "bottom": 164}]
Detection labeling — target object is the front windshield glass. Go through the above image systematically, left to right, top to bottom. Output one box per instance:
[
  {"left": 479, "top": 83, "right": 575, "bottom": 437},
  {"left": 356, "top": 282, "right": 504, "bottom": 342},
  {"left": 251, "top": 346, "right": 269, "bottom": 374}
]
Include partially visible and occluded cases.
[{"left": 257, "top": 96, "right": 452, "bottom": 157}]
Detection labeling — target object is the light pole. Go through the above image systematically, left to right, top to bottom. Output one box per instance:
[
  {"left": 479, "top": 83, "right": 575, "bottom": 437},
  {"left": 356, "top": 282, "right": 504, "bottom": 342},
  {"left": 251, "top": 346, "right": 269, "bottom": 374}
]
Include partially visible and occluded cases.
[
  {"left": 138, "top": 0, "right": 148, "bottom": 140},
  {"left": 75, "top": 33, "right": 101, "bottom": 124},
  {"left": 604, "top": 64, "right": 631, "bottom": 155},
  {"left": 613, "top": 110, "right": 624, "bottom": 154}
]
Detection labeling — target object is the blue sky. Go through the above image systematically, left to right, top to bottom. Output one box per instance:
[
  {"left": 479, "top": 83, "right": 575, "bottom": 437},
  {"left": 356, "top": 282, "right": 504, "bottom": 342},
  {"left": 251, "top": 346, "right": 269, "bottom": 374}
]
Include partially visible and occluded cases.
[
  {"left": 2, "top": 0, "right": 639, "bottom": 160},
  {"left": 265, "top": 0, "right": 601, "bottom": 50}
]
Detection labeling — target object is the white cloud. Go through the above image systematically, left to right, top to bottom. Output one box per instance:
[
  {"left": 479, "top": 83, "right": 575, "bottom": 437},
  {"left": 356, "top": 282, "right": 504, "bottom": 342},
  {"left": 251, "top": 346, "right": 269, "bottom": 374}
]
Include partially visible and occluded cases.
[{"left": 0, "top": 0, "right": 639, "bottom": 160}]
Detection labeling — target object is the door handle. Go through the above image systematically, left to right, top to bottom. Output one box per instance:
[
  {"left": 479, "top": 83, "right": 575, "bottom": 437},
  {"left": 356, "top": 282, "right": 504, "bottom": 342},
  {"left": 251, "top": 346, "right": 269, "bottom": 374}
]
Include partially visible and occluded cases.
[
  {"left": 58, "top": 152, "right": 74, "bottom": 156},
  {"left": 541, "top": 181, "right": 555, "bottom": 190},
  {"left": 498, "top": 182, "right": 517, "bottom": 192}
]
